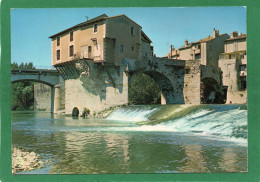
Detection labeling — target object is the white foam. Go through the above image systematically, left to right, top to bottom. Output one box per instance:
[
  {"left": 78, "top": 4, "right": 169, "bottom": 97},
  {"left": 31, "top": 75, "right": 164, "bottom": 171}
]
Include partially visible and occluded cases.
[{"left": 107, "top": 107, "right": 158, "bottom": 122}]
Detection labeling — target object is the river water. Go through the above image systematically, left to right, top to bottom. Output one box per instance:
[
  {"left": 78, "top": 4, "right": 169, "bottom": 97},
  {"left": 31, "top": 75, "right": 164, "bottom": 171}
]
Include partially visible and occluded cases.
[{"left": 12, "top": 105, "right": 248, "bottom": 174}]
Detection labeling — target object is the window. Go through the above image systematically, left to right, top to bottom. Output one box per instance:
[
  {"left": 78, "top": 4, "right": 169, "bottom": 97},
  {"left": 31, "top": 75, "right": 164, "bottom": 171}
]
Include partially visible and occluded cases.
[
  {"left": 94, "top": 24, "right": 98, "bottom": 32},
  {"left": 131, "top": 26, "right": 135, "bottom": 35},
  {"left": 70, "top": 31, "right": 73, "bottom": 42},
  {"left": 57, "top": 37, "right": 60, "bottom": 46},
  {"left": 69, "top": 45, "right": 74, "bottom": 57},
  {"left": 120, "top": 45, "right": 124, "bottom": 53},
  {"left": 88, "top": 46, "right": 92, "bottom": 58},
  {"left": 131, "top": 46, "right": 134, "bottom": 52},
  {"left": 57, "top": 50, "right": 60, "bottom": 60},
  {"left": 240, "top": 65, "right": 246, "bottom": 71}
]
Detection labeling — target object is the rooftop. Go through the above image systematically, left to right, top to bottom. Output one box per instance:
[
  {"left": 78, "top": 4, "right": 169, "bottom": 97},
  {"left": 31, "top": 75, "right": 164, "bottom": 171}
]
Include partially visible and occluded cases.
[
  {"left": 49, "top": 14, "right": 142, "bottom": 39},
  {"left": 178, "top": 33, "right": 227, "bottom": 50},
  {"left": 225, "top": 34, "right": 247, "bottom": 41}
]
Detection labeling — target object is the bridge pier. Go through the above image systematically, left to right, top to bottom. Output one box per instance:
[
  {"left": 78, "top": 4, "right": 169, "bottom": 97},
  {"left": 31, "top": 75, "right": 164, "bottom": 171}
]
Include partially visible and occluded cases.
[
  {"left": 53, "top": 85, "right": 61, "bottom": 113},
  {"left": 51, "top": 86, "right": 55, "bottom": 113}
]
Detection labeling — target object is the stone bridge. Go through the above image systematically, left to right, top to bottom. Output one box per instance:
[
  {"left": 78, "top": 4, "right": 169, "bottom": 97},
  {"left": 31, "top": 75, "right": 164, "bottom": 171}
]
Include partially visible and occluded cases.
[
  {"left": 54, "top": 57, "right": 223, "bottom": 115},
  {"left": 124, "top": 57, "right": 186, "bottom": 104},
  {"left": 11, "top": 69, "right": 63, "bottom": 113}
]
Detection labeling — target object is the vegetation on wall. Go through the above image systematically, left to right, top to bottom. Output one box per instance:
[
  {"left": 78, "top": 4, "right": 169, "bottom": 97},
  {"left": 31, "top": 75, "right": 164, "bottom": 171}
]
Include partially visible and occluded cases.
[
  {"left": 11, "top": 62, "right": 35, "bottom": 110},
  {"left": 129, "top": 73, "right": 161, "bottom": 105}
]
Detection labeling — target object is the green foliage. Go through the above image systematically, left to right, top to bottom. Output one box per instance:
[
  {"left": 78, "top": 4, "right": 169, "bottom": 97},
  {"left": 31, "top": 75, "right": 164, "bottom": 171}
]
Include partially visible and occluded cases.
[
  {"left": 11, "top": 62, "right": 36, "bottom": 110},
  {"left": 129, "top": 73, "right": 161, "bottom": 105},
  {"left": 81, "top": 107, "right": 90, "bottom": 118}
]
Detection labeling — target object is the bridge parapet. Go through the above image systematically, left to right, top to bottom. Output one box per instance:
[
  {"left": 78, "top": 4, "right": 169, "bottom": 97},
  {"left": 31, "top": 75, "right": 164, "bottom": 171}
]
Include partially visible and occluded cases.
[{"left": 11, "top": 69, "right": 60, "bottom": 87}]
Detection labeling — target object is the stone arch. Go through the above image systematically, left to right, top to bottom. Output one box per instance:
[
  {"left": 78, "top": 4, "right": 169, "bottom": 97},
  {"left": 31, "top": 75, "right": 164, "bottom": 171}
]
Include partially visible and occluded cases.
[
  {"left": 129, "top": 70, "right": 176, "bottom": 104},
  {"left": 200, "top": 77, "right": 224, "bottom": 104},
  {"left": 11, "top": 79, "right": 56, "bottom": 113},
  {"left": 11, "top": 79, "right": 55, "bottom": 87},
  {"left": 72, "top": 107, "right": 79, "bottom": 116}
]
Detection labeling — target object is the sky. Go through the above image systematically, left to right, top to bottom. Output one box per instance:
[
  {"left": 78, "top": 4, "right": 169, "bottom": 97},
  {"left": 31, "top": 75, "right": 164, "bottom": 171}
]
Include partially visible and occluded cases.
[{"left": 11, "top": 7, "right": 246, "bottom": 68}]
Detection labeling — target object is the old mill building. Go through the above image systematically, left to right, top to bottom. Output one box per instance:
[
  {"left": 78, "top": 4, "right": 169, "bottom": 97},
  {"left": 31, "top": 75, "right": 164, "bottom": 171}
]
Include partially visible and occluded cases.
[
  {"left": 49, "top": 14, "right": 155, "bottom": 114},
  {"left": 50, "top": 14, "right": 153, "bottom": 67}
]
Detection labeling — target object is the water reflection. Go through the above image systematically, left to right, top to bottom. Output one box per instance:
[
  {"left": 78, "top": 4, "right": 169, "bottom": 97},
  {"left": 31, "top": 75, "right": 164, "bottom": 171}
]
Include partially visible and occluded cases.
[
  {"left": 12, "top": 111, "right": 248, "bottom": 174},
  {"left": 180, "top": 144, "right": 207, "bottom": 173}
]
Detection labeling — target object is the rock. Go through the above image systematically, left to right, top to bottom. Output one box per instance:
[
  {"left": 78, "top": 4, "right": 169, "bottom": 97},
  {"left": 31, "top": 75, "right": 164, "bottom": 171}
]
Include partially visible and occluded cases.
[{"left": 12, "top": 146, "right": 45, "bottom": 174}]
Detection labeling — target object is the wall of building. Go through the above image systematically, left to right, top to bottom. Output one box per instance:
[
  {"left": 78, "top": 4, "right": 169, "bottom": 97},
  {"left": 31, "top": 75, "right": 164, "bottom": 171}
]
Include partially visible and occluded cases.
[
  {"left": 106, "top": 16, "right": 142, "bottom": 66},
  {"left": 52, "top": 21, "right": 106, "bottom": 65},
  {"left": 201, "top": 34, "right": 229, "bottom": 67},
  {"left": 225, "top": 38, "right": 247, "bottom": 53},
  {"left": 141, "top": 39, "right": 153, "bottom": 61},
  {"left": 179, "top": 47, "right": 193, "bottom": 60},
  {"left": 219, "top": 58, "right": 247, "bottom": 104},
  {"left": 219, "top": 59, "right": 238, "bottom": 91},
  {"left": 64, "top": 61, "right": 129, "bottom": 115},
  {"left": 34, "top": 83, "right": 52, "bottom": 111},
  {"left": 226, "top": 90, "right": 247, "bottom": 104}
]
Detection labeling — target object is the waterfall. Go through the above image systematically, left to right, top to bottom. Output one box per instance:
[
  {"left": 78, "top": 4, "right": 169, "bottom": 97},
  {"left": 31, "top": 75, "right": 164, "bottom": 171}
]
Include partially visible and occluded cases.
[
  {"left": 107, "top": 105, "right": 159, "bottom": 121},
  {"left": 107, "top": 105, "right": 247, "bottom": 144}
]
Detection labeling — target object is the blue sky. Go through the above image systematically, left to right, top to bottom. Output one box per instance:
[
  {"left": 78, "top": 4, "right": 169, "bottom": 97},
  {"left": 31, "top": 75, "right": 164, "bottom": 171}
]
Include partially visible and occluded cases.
[{"left": 11, "top": 7, "right": 246, "bottom": 68}]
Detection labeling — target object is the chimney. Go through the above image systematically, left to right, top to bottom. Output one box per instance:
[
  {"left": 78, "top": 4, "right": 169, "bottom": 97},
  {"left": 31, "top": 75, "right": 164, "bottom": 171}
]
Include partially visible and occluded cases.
[
  {"left": 213, "top": 28, "right": 219, "bottom": 38},
  {"left": 231, "top": 31, "right": 238, "bottom": 38},
  {"left": 185, "top": 40, "right": 188, "bottom": 46},
  {"left": 171, "top": 45, "right": 175, "bottom": 51}
]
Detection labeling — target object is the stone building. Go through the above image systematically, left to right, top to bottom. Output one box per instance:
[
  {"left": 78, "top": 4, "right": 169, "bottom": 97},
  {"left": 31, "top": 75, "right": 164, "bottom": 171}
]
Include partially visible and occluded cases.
[
  {"left": 49, "top": 14, "right": 154, "bottom": 115},
  {"left": 50, "top": 14, "right": 153, "bottom": 67},
  {"left": 165, "top": 29, "right": 230, "bottom": 67},
  {"left": 218, "top": 32, "right": 247, "bottom": 104}
]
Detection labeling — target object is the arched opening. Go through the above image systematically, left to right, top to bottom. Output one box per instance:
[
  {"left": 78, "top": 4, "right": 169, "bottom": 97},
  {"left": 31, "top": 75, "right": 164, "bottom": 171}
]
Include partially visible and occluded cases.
[
  {"left": 129, "top": 71, "right": 175, "bottom": 105},
  {"left": 200, "top": 77, "right": 225, "bottom": 104},
  {"left": 11, "top": 80, "right": 53, "bottom": 112},
  {"left": 72, "top": 107, "right": 79, "bottom": 116}
]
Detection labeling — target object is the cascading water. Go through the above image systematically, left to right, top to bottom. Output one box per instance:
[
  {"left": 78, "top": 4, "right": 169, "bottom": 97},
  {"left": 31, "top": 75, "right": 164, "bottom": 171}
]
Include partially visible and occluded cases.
[
  {"left": 107, "top": 105, "right": 159, "bottom": 121},
  {"left": 107, "top": 105, "right": 248, "bottom": 145}
]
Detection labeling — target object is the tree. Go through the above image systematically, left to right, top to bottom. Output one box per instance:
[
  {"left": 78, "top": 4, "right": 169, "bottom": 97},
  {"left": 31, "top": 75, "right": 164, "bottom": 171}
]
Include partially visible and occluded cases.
[
  {"left": 11, "top": 62, "right": 35, "bottom": 110},
  {"left": 129, "top": 73, "right": 161, "bottom": 105}
]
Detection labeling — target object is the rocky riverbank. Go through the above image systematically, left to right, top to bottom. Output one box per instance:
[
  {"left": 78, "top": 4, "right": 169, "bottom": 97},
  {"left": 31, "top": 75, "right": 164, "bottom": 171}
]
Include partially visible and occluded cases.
[{"left": 12, "top": 146, "right": 45, "bottom": 174}]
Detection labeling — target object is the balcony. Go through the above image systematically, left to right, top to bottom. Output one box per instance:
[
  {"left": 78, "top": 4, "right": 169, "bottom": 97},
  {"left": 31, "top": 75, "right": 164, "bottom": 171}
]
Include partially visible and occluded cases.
[{"left": 240, "top": 71, "right": 247, "bottom": 76}]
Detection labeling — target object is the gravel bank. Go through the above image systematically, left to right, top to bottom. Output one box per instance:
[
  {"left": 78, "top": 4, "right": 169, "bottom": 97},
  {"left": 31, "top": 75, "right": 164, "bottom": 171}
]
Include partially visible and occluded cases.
[{"left": 12, "top": 146, "right": 45, "bottom": 174}]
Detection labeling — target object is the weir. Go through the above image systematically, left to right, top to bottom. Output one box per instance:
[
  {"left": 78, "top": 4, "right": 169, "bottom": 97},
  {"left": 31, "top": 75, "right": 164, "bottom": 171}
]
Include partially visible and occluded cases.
[{"left": 106, "top": 104, "right": 247, "bottom": 143}]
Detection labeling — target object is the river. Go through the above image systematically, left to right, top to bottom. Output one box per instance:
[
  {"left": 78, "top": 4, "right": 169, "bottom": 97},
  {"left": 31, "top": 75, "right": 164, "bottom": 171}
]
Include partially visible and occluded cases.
[{"left": 12, "top": 105, "right": 248, "bottom": 174}]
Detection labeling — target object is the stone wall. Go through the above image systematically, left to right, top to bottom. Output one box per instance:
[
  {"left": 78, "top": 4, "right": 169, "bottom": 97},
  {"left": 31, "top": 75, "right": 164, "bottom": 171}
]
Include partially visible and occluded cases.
[
  {"left": 183, "top": 60, "right": 201, "bottom": 104},
  {"left": 64, "top": 61, "right": 128, "bottom": 115},
  {"left": 34, "top": 83, "right": 52, "bottom": 111},
  {"left": 226, "top": 90, "right": 247, "bottom": 104}
]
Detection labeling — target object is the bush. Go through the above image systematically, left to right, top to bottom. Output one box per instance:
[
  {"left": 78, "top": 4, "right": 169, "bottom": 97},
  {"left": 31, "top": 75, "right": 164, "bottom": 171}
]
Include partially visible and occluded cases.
[{"left": 81, "top": 107, "right": 90, "bottom": 118}]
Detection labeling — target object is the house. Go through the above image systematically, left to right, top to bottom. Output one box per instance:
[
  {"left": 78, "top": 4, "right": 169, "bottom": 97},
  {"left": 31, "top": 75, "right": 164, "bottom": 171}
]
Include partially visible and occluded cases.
[
  {"left": 50, "top": 14, "right": 153, "bottom": 67},
  {"left": 165, "top": 29, "right": 230, "bottom": 67},
  {"left": 218, "top": 31, "right": 247, "bottom": 104}
]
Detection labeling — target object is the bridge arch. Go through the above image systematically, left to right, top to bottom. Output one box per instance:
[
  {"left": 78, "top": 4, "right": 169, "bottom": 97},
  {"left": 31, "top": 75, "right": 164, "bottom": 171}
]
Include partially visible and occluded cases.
[
  {"left": 11, "top": 69, "right": 61, "bottom": 113},
  {"left": 129, "top": 70, "right": 176, "bottom": 104},
  {"left": 200, "top": 77, "right": 224, "bottom": 104},
  {"left": 11, "top": 79, "right": 55, "bottom": 87}
]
